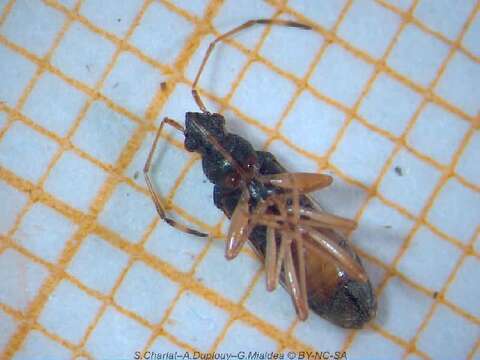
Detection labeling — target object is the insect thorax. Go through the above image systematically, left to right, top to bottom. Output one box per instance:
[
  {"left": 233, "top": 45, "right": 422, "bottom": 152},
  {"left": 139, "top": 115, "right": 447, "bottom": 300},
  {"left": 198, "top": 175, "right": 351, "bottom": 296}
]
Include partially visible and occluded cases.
[{"left": 184, "top": 112, "right": 260, "bottom": 188}]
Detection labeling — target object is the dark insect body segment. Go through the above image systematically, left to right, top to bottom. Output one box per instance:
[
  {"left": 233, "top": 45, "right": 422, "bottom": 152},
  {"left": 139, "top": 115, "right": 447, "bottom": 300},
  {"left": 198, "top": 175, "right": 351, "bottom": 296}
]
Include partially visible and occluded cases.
[
  {"left": 144, "top": 18, "right": 377, "bottom": 328},
  {"left": 183, "top": 111, "right": 376, "bottom": 328}
]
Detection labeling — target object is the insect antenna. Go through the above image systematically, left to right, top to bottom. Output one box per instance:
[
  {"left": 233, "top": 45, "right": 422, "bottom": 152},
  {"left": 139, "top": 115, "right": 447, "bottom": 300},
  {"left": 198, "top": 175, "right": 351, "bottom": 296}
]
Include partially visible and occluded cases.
[{"left": 191, "top": 18, "right": 312, "bottom": 113}]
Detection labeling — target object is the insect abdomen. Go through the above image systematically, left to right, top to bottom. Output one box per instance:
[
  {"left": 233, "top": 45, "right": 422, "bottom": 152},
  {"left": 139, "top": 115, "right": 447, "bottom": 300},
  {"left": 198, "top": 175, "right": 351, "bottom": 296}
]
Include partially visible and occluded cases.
[{"left": 213, "top": 150, "right": 376, "bottom": 328}]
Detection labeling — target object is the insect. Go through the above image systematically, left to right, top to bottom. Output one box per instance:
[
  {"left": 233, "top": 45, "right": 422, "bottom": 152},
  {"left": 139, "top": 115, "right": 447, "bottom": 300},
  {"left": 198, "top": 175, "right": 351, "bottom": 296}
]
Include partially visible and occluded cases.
[{"left": 144, "top": 19, "right": 376, "bottom": 328}]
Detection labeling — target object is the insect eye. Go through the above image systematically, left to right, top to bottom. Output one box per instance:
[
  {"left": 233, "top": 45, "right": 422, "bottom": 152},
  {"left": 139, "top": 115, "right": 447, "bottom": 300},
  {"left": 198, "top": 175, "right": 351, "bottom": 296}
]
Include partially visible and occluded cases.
[
  {"left": 184, "top": 135, "right": 198, "bottom": 151},
  {"left": 244, "top": 156, "right": 257, "bottom": 171},
  {"left": 224, "top": 172, "right": 240, "bottom": 188}
]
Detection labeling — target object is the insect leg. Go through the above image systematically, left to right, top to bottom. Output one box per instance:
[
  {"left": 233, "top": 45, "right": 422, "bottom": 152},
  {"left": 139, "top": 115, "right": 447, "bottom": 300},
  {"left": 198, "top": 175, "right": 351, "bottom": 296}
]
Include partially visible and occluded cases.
[
  {"left": 192, "top": 18, "right": 311, "bottom": 113},
  {"left": 144, "top": 117, "right": 208, "bottom": 237},
  {"left": 261, "top": 172, "right": 333, "bottom": 193},
  {"left": 262, "top": 174, "right": 356, "bottom": 230},
  {"left": 225, "top": 190, "right": 251, "bottom": 259},
  {"left": 268, "top": 190, "right": 308, "bottom": 317},
  {"left": 296, "top": 208, "right": 357, "bottom": 231},
  {"left": 261, "top": 214, "right": 309, "bottom": 319},
  {"left": 265, "top": 226, "right": 277, "bottom": 291},
  {"left": 301, "top": 226, "right": 368, "bottom": 282},
  {"left": 275, "top": 231, "right": 292, "bottom": 288},
  {"left": 294, "top": 234, "right": 308, "bottom": 311},
  {"left": 284, "top": 238, "right": 309, "bottom": 320}
]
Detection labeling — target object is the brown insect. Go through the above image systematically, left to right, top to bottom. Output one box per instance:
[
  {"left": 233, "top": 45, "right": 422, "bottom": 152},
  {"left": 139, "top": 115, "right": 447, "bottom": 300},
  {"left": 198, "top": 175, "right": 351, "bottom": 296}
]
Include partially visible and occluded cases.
[{"left": 144, "top": 19, "right": 376, "bottom": 328}]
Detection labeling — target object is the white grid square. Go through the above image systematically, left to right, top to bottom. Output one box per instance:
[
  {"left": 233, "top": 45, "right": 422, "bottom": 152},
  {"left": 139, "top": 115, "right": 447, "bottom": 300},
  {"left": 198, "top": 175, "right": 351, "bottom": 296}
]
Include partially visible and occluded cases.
[
  {"left": 0, "top": 0, "right": 65, "bottom": 57},
  {"left": 80, "top": 0, "right": 143, "bottom": 38},
  {"left": 174, "top": 0, "right": 209, "bottom": 17},
  {"left": 213, "top": 0, "right": 275, "bottom": 49},
  {"left": 288, "top": 0, "right": 347, "bottom": 30},
  {"left": 338, "top": 0, "right": 401, "bottom": 58},
  {"left": 414, "top": 0, "right": 476, "bottom": 40},
  {"left": 130, "top": 2, "right": 194, "bottom": 63},
  {"left": 462, "top": 12, "right": 480, "bottom": 57},
  {"left": 260, "top": 18, "right": 323, "bottom": 77},
  {"left": 52, "top": 22, "right": 116, "bottom": 87},
  {"left": 388, "top": 24, "right": 449, "bottom": 87},
  {"left": 186, "top": 35, "right": 247, "bottom": 100},
  {"left": 0, "top": 44, "right": 36, "bottom": 106},
  {"left": 311, "top": 44, "right": 374, "bottom": 107},
  {"left": 103, "top": 51, "right": 165, "bottom": 116},
  {"left": 436, "top": 51, "right": 480, "bottom": 116},
  {"left": 231, "top": 62, "right": 296, "bottom": 127},
  {"left": 23, "top": 72, "right": 87, "bottom": 136},
  {"left": 359, "top": 73, "right": 422, "bottom": 136},
  {"left": 156, "top": 83, "right": 199, "bottom": 125},
  {"left": 281, "top": 90, "right": 345, "bottom": 155},
  {"left": 72, "top": 101, "right": 137, "bottom": 165},
  {"left": 408, "top": 103, "right": 469, "bottom": 165},
  {"left": 222, "top": 109, "right": 270, "bottom": 150},
  {"left": 331, "top": 120, "right": 395, "bottom": 186},
  {"left": 0, "top": 121, "right": 58, "bottom": 183},
  {"left": 456, "top": 130, "right": 480, "bottom": 186},
  {"left": 126, "top": 131, "right": 191, "bottom": 192},
  {"left": 267, "top": 139, "right": 318, "bottom": 173},
  {"left": 379, "top": 149, "right": 441, "bottom": 216},
  {"left": 45, "top": 151, "right": 108, "bottom": 211},
  {"left": 173, "top": 160, "right": 223, "bottom": 227},
  {"left": 311, "top": 174, "right": 366, "bottom": 223},
  {"left": 427, "top": 178, "right": 480, "bottom": 244},
  {"left": 0, "top": 180, "right": 28, "bottom": 235},
  {"left": 99, "top": 183, "right": 156, "bottom": 244},
  {"left": 353, "top": 198, "right": 414, "bottom": 265},
  {"left": 13, "top": 203, "right": 77, "bottom": 263},
  {"left": 145, "top": 220, "right": 208, "bottom": 273},
  {"left": 397, "top": 226, "right": 461, "bottom": 291},
  {"left": 67, "top": 235, "right": 129, "bottom": 294},
  {"left": 194, "top": 239, "right": 260, "bottom": 302},
  {"left": 0, "top": 249, "right": 49, "bottom": 311},
  {"left": 446, "top": 256, "right": 479, "bottom": 317},
  {"left": 362, "top": 258, "right": 386, "bottom": 290},
  {"left": 115, "top": 261, "right": 179, "bottom": 324},
  {"left": 245, "top": 274, "right": 296, "bottom": 331},
  {"left": 376, "top": 277, "right": 432, "bottom": 341},
  {"left": 38, "top": 280, "right": 102, "bottom": 344},
  {"left": 165, "top": 291, "right": 229, "bottom": 351},
  {"left": 417, "top": 304, "right": 479, "bottom": 359},
  {"left": 86, "top": 306, "right": 151, "bottom": 359},
  {"left": 0, "top": 310, "right": 17, "bottom": 350},
  {"left": 295, "top": 313, "right": 348, "bottom": 352},
  {"left": 217, "top": 321, "right": 277, "bottom": 352},
  {"left": 349, "top": 329, "right": 404, "bottom": 360},
  {"left": 13, "top": 330, "right": 71, "bottom": 360},
  {"left": 150, "top": 336, "right": 185, "bottom": 352},
  {"left": 404, "top": 354, "right": 424, "bottom": 360}
]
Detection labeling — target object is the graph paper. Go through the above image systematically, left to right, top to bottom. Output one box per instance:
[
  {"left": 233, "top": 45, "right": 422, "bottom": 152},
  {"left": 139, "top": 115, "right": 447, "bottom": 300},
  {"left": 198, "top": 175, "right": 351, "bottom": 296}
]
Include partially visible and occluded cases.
[{"left": 0, "top": 0, "right": 479, "bottom": 359}]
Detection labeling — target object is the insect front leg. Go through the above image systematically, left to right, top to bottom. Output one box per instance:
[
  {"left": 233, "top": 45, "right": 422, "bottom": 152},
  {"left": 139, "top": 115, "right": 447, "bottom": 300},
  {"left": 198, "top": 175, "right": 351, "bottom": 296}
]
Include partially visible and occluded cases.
[
  {"left": 144, "top": 117, "right": 208, "bottom": 237},
  {"left": 261, "top": 172, "right": 333, "bottom": 193},
  {"left": 225, "top": 190, "right": 251, "bottom": 259}
]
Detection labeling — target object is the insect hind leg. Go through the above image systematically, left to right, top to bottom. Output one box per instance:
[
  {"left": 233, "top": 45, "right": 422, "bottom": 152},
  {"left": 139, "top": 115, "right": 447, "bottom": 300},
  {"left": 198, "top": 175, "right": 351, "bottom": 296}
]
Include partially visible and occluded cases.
[{"left": 144, "top": 117, "right": 208, "bottom": 237}]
